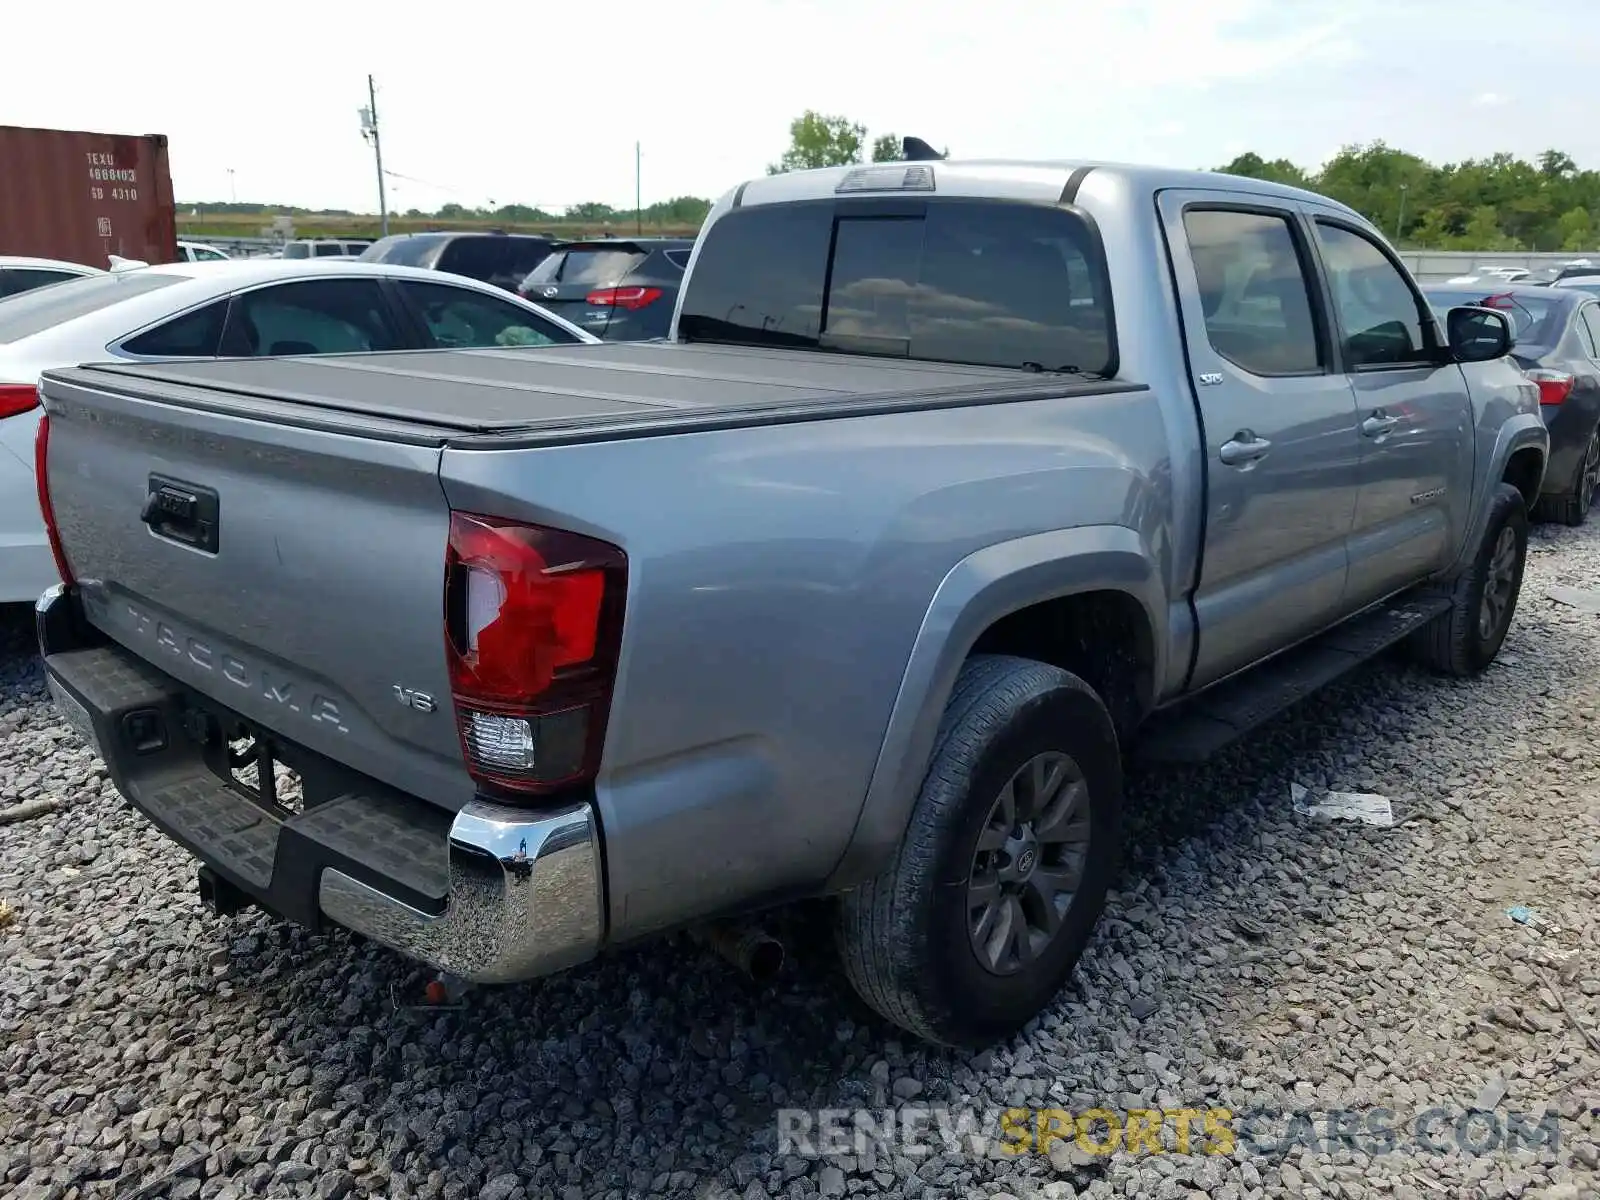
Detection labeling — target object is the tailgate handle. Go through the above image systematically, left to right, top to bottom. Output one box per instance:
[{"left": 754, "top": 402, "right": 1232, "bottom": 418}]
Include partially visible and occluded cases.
[{"left": 142, "top": 475, "right": 220, "bottom": 554}]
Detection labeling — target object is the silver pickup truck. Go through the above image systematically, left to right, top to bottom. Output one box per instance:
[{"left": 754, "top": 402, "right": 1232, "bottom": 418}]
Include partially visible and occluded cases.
[{"left": 35, "top": 157, "right": 1547, "bottom": 1046}]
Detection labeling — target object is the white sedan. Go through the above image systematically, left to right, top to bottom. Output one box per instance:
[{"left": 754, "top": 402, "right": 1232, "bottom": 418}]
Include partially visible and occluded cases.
[{"left": 0, "top": 258, "right": 597, "bottom": 604}]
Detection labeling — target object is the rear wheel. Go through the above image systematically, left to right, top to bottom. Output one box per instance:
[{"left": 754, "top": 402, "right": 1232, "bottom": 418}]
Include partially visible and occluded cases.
[
  {"left": 1533, "top": 425, "right": 1600, "bottom": 527},
  {"left": 1409, "top": 482, "right": 1528, "bottom": 677},
  {"left": 836, "top": 655, "right": 1122, "bottom": 1046}
]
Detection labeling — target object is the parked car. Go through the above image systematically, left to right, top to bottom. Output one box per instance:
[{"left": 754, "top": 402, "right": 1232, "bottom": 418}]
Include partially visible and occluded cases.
[
  {"left": 34, "top": 157, "right": 1545, "bottom": 1047},
  {"left": 360, "top": 232, "right": 554, "bottom": 294},
  {"left": 516, "top": 237, "right": 695, "bottom": 340},
  {"left": 279, "top": 239, "right": 368, "bottom": 260},
  {"left": 176, "top": 241, "right": 230, "bottom": 263},
  {"left": 0, "top": 255, "right": 104, "bottom": 298},
  {"left": 0, "top": 259, "right": 594, "bottom": 603},
  {"left": 1551, "top": 272, "right": 1600, "bottom": 299},
  {"left": 1425, "top": 283, "right": 1600, "bottom": 524}
]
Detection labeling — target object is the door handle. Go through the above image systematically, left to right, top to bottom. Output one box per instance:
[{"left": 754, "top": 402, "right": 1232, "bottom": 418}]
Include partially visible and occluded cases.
[
  {"left": 1362, "top": 412, "right": 1399, "bottom": 438},
  {"left": 1218, "top": 431, "right": 1273, "bottom": 466}
]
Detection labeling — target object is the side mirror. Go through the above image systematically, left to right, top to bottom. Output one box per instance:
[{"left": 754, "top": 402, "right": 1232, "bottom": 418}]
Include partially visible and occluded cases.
[{"left": 1447, "top": 305, "right": 1512, "bottom": 363}]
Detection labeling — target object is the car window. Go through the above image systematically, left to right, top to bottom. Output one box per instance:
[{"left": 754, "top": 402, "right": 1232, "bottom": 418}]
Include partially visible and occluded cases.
[
  {"left": 677, "top": 201, "right": 1115, "bottom": 373},
  {"left": 1181, "top": 209, "right": 1323, "bottom": 375},
  {"left": 1315, "top": 222, "right": 1431, "bottom": 367},
  {"left": 361, "top": 235, "right": 445, "bottom": 267},
  {"left": 435, "top": 238, "right": 552, "bottom": 285},
  {"left": 281, "top": 243, "right": 310, "bottom": 259},
  {"left": 314, "top": 243, "right": 347, "bottom": 257},
  {"left": 195, "top": 247, "right": 226, "bottom": 262},
  {"left": 527, "top": 248, "right": 647, "bottom": 286},
  {"left": 665, "top": 249, "right": 692, "bottom": 270},
  {"left": 3, "top": 268, "right": 84, "bottom": 295},
  {"left": 0, "top": 272, "right": 180, "bottom": 344},
  {"left": 222, "top": 279, "right": 402, "bottom": 356},
  {"left": 398, "top": 281, "right": 577, "bottom": 349},
  {"left": 1422, "top": 289, "right": 1566, "bottom": 348},
  {"left": 121, "top": 299, "right": 230, "bottom": 357},
  {"left": 1583, "top": 307, "right": 1600, "bottom": 361}
]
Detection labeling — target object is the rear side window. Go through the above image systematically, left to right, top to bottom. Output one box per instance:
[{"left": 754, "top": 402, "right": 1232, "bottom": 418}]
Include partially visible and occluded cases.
[
  {"left": 677, "top": 201, "right": 1115, "bottom": 373},
  {"left": 1182, "top": 209, "right": 1323, "bottom": 375},
  {"left": 281, "top": 242, "right": 311, "bottom": 259},
  {"left": 314, "top": 242, "right": 347, "bottom": 257},
  {"left": 526, "top": 248, "right": 647, "bottom": 286},
  {"left": 0, "top": 273, "right": 181, "bottom": 344},
  {"left": 221, "top": 279, "right": 402, "bottom": 356},
  {"left": 122, "top": 300, "right": 230, "bottom": 357}
]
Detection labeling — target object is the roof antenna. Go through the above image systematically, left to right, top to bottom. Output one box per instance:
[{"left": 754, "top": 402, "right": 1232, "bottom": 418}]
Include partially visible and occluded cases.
[{"left": 902, "top": 137, "right": 945, "bottom": 162}]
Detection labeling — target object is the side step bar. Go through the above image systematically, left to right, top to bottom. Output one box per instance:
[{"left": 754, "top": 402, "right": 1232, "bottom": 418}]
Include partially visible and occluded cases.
[{"left": 1134, "top": 593, "right": 1452, "bottom": 765}]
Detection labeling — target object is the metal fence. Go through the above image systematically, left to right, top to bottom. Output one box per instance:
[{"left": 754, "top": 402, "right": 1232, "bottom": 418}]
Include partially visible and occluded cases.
[{"left": 1399, "top": 250, "right": 1599, "bottom": 282}]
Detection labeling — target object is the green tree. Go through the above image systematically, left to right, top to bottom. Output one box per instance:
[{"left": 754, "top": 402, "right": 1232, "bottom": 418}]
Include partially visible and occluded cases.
[
  {"left": 768, "top": 111, "right": 867, "bottom": 174},
  {"left": 871, "top": 134, "right": 901, "bottom": 163},
  {"left": 1217, "top": 152, "right": 1310, "bottom": 188},
  {"left": 1558, "top": 206, "right": 1595, "bottom": 250}
]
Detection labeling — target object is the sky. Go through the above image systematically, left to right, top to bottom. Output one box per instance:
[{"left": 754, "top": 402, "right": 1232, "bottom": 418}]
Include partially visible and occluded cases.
[{"left": 5, "top": 0, "right": 1597, "bottom": 214}]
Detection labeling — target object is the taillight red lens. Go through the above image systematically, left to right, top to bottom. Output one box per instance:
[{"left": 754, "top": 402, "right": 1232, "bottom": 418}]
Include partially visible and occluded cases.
[
  {"left": 583, "top": 286, "right": 662, "bottom": 310},
  {"left": 1525, "top": 368, "right": 1574, "bottom": 406},
  {"left": 0, "top": 383, "right": 39, "bottom": 420},
  {"left": 33, "top": 412, "right": 75, "bottom": 586},
  {"left": 444, "top": 512, "right": 625, "bottom": 795}
]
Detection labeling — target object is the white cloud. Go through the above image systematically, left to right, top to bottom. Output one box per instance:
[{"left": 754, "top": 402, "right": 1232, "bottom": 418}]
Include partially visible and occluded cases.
[{"left": 1474, "top": 92, "right": 1510, "bottom": 107}]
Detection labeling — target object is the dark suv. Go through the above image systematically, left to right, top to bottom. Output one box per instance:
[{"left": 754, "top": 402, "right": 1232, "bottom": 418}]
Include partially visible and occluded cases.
[
  {"left": 360, "top": 232, "right": 555, "bottom": 294},
  {"left": 516, "top": 237, "right": 694, "bottom": 340}
]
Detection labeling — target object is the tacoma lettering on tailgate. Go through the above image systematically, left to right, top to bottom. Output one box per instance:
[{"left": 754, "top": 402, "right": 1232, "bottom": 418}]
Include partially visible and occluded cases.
[{"left": 120, "top": 601, "right": 350, "bottom": 733}]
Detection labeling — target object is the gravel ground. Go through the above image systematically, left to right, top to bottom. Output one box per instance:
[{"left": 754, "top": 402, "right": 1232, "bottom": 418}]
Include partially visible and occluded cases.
[{"left": 3, "top": 521, "right": 1598, "bottom": 1200}]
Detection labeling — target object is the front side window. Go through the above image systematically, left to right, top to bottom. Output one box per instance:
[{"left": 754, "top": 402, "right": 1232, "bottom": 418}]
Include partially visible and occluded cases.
[
  {"left": 677, "top": 201, "right": 1115, "bottom": 373},
  {"left": 1182, "top": 209, "right": 1323, "bottom": 375},
  {"left": 1316, "top": 221, "right": 1432, "bottom": 367},
  {"left": 222, "top": 279, "right": 402, "bottom": 356},
  {"left": 399, "top": 281, "right": 577, "bottom": 348}
]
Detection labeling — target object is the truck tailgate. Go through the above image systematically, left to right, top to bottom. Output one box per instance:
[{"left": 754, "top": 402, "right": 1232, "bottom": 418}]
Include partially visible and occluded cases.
[{"left": 40, "top": 369, "right": 475, "bottom": 811}]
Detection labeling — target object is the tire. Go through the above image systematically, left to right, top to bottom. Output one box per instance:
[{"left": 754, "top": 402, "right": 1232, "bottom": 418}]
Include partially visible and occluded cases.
[
  {"left": 1531, "top": 425, "right": 1600, "bottom": 527},
  {"left": 1409, "top": 482, "right": 1529, "bottom": 677},
  {"left": 835, "top": 655, "right": 1123, "bottom": 1046}
]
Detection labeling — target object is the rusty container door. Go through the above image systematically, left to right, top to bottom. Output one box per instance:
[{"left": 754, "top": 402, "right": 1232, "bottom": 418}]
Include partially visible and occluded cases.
[{"left": 0, "top": 124, "right": 178, "bottom": 268}]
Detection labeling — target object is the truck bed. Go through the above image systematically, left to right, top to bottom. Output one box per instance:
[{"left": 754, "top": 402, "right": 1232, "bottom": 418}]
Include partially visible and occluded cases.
[{"left": 44, "top": 341, "right": 1132, "bottom": 448}]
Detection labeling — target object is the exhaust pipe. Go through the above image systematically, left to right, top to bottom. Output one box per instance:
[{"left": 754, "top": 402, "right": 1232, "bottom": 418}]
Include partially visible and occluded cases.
[{"left": 692, "top": 921, "right": 785, "bottom": 983}]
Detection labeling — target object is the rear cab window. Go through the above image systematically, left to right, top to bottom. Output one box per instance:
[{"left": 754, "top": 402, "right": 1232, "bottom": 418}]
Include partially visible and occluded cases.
[{"left": 675, "top": 200, "right": 1116, "bottom": 374}]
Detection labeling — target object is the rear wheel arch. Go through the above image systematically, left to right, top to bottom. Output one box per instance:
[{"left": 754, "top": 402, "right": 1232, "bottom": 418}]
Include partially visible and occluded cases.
[{"left": 824, "top": 526, "right": 1164, "bottom": 892}]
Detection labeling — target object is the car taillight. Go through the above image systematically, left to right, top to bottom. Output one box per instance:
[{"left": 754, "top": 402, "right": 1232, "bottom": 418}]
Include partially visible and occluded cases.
[
  {"left": 584, "top": 286, "right": 662, "bottom": 310},
  {"left": 1525, "top": 368, "right": 1574, "bottom": 406},
  {"left": 0, "top": 383, "right": 39, "bottom": 420},
  {"left": 33, "top": 412, "right": 75, "bottom": 586},
  {"left": 444, "top": 512, "right": 625, "bottom": 795}
]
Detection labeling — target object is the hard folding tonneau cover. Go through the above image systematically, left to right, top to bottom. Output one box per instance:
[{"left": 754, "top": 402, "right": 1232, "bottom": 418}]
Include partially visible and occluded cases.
[{"left": 43, "top": 340, "right": 1117, "bottom": 447}]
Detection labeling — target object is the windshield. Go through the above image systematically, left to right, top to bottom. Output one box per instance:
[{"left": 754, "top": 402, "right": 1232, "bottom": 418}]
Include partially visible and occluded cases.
[
  {"left": 360, "top": 235, "right": 445, "bottom": 268},
  {"left": 524, "top": 248, "right": 645, "bottom": 286},
  {"left": 0, "top": 272, "right": 182, "bottom": 343},
  {"left": 1422, "top": 288, "right": 1567, "bottom": 347}
]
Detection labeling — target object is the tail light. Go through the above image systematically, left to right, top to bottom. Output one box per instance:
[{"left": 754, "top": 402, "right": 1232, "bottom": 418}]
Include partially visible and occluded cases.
[
  {"left": 583, "top": 286, "right": 662, "bottom": 310},
  {"left": 1525, "top": 368, "right": 1574, "bottom": 406},
  {"left": 0, "top": 383, "right": 40, "bottom": 420},
  {"left": 33, "top": 412, "right": 75, "bottom": 586},
  {"left": 444, "top": 512, "right": 625, "bottom": 795}
]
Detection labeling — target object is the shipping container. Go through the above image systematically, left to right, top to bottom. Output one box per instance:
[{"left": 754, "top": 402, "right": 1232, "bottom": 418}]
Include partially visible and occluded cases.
[{"left": 0, "top": 124, "right": 178, "bottom": 269}]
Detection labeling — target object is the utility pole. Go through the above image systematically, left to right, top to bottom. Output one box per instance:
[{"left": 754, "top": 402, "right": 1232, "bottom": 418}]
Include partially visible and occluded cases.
[
  {"left": 359, "top": 76, "right": 389, "bottom": 237},
  {"left": 636, "top": 141, "right": 642, "bottom": 235},
  {"left": 1395, "top": 183, "right": 1409, "bottom": 242}
]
